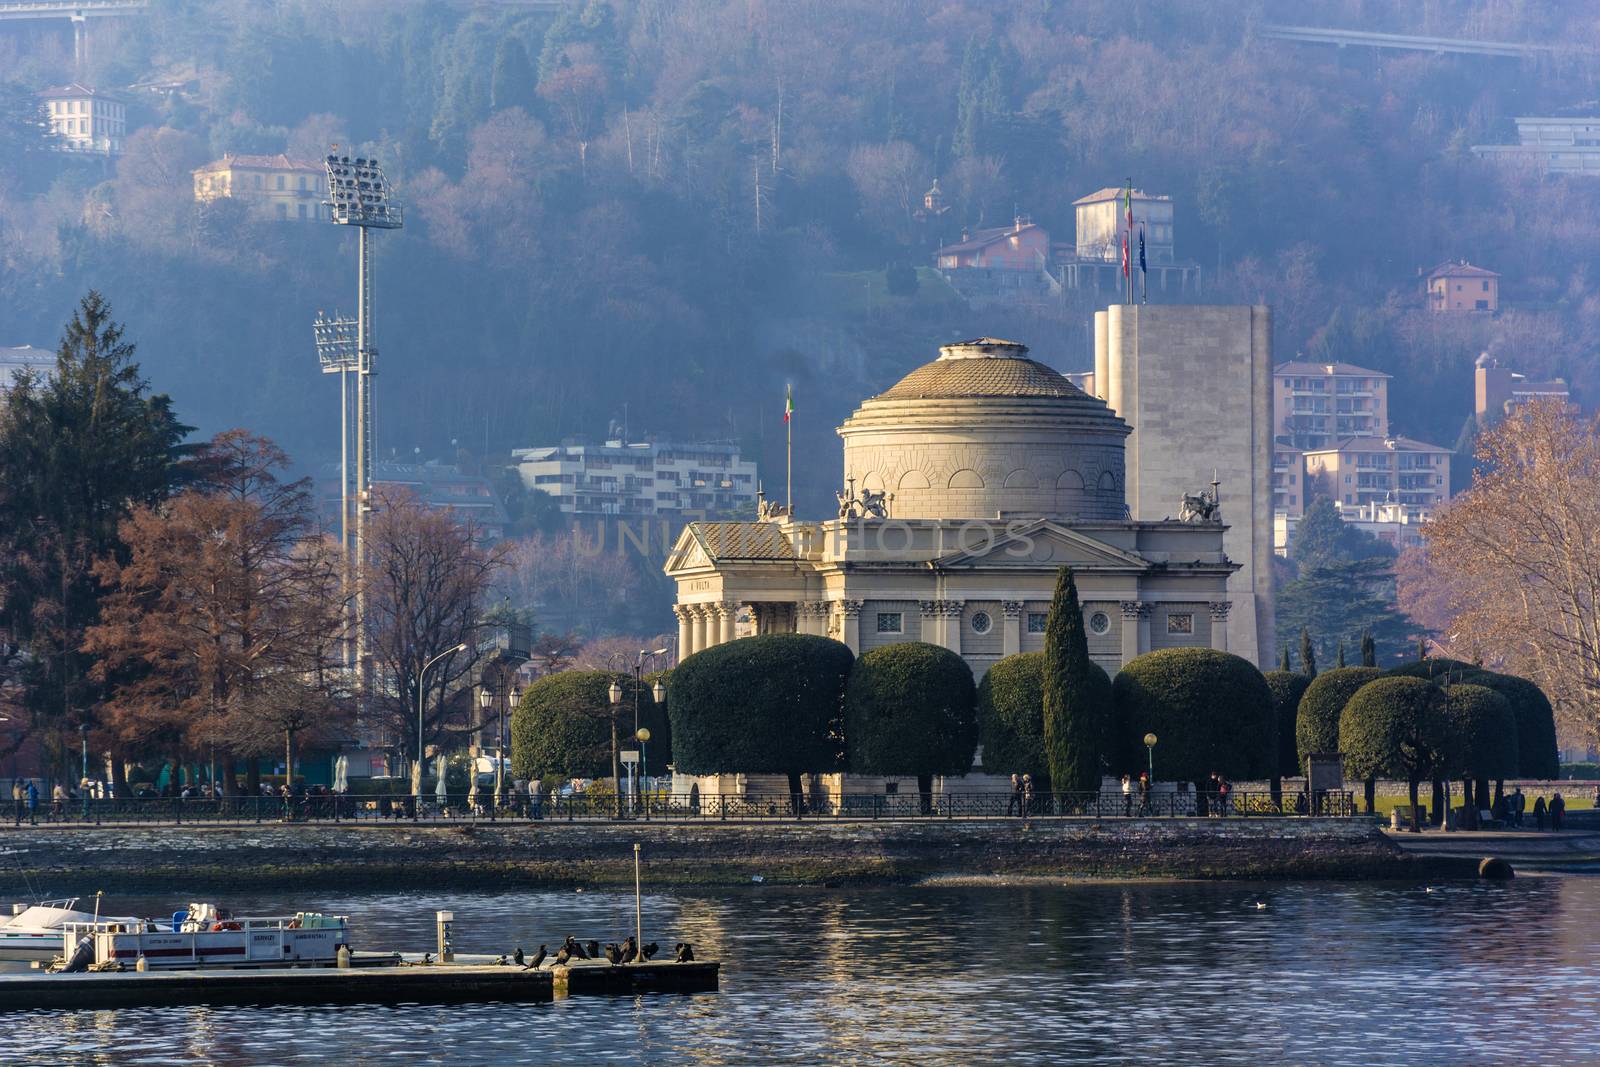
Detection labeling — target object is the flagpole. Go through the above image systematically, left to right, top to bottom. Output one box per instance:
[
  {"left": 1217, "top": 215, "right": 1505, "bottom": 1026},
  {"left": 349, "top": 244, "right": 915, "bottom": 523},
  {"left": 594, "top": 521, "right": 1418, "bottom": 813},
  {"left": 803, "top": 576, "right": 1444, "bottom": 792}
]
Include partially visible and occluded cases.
[{"left": 785, "top": 385, "right": 792, "bottom": 514}]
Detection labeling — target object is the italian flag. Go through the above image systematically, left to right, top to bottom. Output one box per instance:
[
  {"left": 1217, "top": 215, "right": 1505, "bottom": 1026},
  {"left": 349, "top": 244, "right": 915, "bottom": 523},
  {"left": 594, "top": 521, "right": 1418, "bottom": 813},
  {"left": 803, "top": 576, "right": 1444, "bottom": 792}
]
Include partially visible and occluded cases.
[{"left": 784, "top": 385, "right": 793, "bottom": 423}]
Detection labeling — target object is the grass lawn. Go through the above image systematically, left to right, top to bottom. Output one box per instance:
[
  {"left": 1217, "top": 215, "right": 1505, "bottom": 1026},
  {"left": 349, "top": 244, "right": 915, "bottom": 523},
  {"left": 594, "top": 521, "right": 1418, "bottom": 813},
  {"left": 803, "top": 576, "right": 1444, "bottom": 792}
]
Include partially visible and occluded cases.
[{"left": 1367, "top": 792, "right": 1595, "bottom": 817}]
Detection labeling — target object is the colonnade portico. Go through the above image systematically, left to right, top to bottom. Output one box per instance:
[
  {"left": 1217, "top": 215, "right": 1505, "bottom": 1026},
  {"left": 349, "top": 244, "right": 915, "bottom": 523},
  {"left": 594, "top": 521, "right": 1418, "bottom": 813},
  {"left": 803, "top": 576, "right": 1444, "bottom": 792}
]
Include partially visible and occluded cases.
[{"left": 674, "top": 601, "right": 741, "bottom": 659}]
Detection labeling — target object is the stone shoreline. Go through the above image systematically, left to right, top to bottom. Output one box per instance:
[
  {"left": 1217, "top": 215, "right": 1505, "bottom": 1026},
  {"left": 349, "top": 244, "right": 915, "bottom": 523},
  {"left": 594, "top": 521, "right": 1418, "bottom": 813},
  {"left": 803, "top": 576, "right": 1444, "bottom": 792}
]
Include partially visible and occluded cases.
[{"left": 0, "top": 819, "right": 1483, "bottom": 893}]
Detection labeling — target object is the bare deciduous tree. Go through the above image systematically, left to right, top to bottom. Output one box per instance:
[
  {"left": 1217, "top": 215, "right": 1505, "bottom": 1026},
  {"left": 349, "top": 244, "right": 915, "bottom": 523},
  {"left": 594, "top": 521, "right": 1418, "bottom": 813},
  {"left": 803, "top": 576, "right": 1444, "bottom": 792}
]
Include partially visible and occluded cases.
[{"left": 1424, "top": 401, "right": 1600, "bottom": 744}]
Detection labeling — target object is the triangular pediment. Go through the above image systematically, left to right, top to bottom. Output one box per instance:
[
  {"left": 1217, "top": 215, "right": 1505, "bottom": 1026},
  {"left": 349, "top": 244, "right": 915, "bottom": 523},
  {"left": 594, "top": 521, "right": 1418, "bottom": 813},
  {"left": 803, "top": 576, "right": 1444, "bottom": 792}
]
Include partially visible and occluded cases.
[
  {"left": 934, "top": 519, "right": 1150, "bottom": 571},
  {"left": 663, "top": 527, "right": 715, "bottom": 576}
]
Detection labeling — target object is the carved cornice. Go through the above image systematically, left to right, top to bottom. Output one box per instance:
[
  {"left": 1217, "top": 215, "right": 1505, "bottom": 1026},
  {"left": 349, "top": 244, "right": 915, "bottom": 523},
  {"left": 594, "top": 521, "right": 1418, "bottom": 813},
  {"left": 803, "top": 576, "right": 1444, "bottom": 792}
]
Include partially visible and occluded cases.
[
  {"left": 836, "top": 599, "right": 863, "bottom": 618},
  {"left": 1001, "top": 600, "right": 1025, "bottom": 618},
  {"left": 1120, "top": 601, "right": 1150, "bottom": 619},
  {"left": 1208, "top": 601, "right": 1232, "bottom": 620}
]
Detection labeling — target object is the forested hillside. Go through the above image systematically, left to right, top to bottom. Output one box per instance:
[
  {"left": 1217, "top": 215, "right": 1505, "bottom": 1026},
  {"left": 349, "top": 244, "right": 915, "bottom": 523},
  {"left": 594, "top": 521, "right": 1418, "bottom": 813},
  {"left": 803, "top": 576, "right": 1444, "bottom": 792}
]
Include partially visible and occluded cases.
[{"left": 3, "top": 0, "right": 1600, "bottom": 513}]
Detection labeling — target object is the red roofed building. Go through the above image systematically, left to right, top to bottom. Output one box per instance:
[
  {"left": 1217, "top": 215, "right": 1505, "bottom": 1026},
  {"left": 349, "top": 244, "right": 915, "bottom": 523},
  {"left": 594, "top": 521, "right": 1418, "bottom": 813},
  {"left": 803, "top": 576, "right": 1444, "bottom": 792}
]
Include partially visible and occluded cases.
[
  {"left": 192, "top": 154, "right": 328, "bottom": 222},
  {"left": 935, "top": 217, "right": 1049, "bottom": 271},
  {"left": 1427, "top": 260, "right": 1499, "bottom": 311}
]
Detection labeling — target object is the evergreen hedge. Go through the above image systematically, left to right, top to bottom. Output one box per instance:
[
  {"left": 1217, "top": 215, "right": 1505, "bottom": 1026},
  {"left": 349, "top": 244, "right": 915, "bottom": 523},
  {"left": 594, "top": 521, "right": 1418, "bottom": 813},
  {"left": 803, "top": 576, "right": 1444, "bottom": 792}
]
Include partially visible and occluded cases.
[
  {"left": 1042, "top": 568, "right": 1112, "bottom": 792},
  {"left": 667, "top": 633, "right": 852, "bottom": 791},
  {"left": 844, "top": 642, "right": 977, "bottom": 781},
  {"left": 1110, "top": 648, "right": 1274, "bottom": 786},
  {"left": 1296, "top": 667, "right": 1383, "bottom": 765},
  {"left": 510, "top": 670, "right": 660, "bottom": 781},
  {"left": 1263, "top": 670, "right": 1311, "bottom": 778},
  {"left": 1461, "top": 672, "right": 1559, "bottom": 779},
  {"left": 1338, "top": 676, "right": 1447, "bottom": 786}
]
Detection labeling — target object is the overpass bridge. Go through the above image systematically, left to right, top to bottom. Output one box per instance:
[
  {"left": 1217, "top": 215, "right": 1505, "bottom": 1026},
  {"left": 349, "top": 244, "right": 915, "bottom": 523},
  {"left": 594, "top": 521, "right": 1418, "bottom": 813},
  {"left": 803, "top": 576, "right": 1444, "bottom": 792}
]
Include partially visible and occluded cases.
[
  {"left": 0, "top": 0, "right": 149, "bottom": 72},
  {"left": 1259, "top": 23, "right": 1575, "bottom": 59}
]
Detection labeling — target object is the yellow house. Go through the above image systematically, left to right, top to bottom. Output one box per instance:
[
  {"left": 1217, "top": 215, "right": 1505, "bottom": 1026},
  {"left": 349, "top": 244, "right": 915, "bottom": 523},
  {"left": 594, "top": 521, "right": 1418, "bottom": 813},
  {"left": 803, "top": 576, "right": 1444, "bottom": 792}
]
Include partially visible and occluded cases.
[
  {"left": 39, "top": 83, "right": 128, "bottom": 154},
  {"left": 192, "top": 154, "right": 328, "bottom": 222},
  {"left": 1427, "top": 260, "right": 1499, "bottom": 312}
]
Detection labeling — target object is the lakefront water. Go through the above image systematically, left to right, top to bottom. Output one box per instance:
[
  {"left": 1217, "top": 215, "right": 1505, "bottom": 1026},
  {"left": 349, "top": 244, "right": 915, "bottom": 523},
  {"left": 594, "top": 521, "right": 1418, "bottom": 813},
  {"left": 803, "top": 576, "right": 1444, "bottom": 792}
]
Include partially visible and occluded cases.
[{"left": 3, "top": 876, "right": 1597, "bottom": 1065}]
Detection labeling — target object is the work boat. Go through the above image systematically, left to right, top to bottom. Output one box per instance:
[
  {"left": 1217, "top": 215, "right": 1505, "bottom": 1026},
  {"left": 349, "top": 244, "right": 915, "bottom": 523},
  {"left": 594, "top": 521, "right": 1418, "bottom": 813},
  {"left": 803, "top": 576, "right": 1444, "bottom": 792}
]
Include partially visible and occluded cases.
[
  {"left": 1, "top": 899, "right": 139, "bottom": 962},
  {"left": 58, "top": 903, "right": 350, "bottom": 972}
]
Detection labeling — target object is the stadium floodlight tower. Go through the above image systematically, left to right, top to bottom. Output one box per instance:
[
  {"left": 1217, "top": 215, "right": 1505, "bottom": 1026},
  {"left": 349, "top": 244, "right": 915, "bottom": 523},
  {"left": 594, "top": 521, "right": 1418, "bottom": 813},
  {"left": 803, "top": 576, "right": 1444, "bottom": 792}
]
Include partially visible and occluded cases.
[
  {"left": 323, "top": 152, "right": 403, "bottom": 685},
  {"left": 312, "top": 310, "right": 358, "bottom": 662}
]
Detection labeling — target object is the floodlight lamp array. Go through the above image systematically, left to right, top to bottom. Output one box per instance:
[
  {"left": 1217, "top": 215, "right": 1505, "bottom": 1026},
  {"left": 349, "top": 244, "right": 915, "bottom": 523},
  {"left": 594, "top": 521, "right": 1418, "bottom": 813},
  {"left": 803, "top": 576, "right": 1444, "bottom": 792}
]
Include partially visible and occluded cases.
[
  {"left": 324, "top": 154, "right": 403, "bottom": 228},
  {"left": 313, "top": 313, "right": 359, "bottom": 372}
]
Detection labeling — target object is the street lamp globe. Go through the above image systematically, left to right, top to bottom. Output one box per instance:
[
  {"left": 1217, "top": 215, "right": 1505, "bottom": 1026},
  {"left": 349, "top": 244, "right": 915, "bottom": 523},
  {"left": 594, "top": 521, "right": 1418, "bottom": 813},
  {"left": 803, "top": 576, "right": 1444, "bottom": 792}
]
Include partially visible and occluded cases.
[
  {"left": 607, "top": 680, "right": 623, "bottom": 705},
  {"left": 651, "top": 680, "right": 665, "bottom": 704},
  {"left": 509, "top": 686, "right": 522, "bottom": 706},
  {"left": 478, "top": 687, "right": 493, "bottom": 710},
  {"left": 636, "top": 727, "right": 651, "bottom": 744},
  {"left": 1144, "top": 732, "right": 1158, "bottom": 748}
]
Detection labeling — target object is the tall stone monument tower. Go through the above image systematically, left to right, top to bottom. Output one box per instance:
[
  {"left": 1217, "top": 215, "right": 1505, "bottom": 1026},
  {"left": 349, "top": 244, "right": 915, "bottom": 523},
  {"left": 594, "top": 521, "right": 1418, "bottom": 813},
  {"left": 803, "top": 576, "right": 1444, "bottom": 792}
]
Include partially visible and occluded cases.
[{"left": 1094, "top": 305, "right": 1274, "bottom": 666}]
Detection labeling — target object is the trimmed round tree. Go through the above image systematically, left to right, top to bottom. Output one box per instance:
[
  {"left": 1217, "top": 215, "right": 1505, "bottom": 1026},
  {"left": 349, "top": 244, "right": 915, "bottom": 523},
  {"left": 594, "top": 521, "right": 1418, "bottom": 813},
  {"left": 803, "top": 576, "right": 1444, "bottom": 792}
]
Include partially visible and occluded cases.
[
  {"left": 1043, "top": 568, "right": 1113, "bottom": 793},
  {"left": 667, "top": 633, "right": 853, "bottom": 797},
  {"left": 845, "top": 642, "right": 977, "bottom": 806},
  {"left": 1111, "top": 648, "right": 1275, "bottom": 799},
  {"left": 976, "top": 652, "right": 1048, "bottom": 784},
  {"left": 1296, "top": 666, "right": 1384, "bottom": 774},
  {"left": 511, "top": 670, "right": 658, "bottom": 782},
  {"left": 1264, "top": 670, "right": 1312, "bottom": 787},
  {"left": 1464, "top": 672, "right": 1559, "bottom": 781},
  {"left": 1339, "top": 676, "right": 1447, "bottom": 832},
  {"left": 1442, "top": 683, "right": 1519, "bottom": 827}
]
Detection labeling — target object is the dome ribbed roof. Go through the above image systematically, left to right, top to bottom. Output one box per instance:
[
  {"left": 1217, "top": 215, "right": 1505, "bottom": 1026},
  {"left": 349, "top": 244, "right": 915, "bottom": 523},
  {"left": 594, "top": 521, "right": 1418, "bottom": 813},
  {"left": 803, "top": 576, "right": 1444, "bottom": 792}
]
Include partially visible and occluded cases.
[{"left": 875, "top": 338, "right": 1085, "bottom": 401}]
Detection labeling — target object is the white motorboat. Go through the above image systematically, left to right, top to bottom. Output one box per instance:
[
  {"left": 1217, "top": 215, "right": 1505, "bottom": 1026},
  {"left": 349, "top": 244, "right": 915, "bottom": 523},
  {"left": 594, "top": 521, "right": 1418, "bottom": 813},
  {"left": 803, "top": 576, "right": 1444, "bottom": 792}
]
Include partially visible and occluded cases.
[
  {"left": 0, "top": 898, "right": 138, "bottom": 962},
  {"left": 58, "top": 903, "right": 351, "bottom": 971}
]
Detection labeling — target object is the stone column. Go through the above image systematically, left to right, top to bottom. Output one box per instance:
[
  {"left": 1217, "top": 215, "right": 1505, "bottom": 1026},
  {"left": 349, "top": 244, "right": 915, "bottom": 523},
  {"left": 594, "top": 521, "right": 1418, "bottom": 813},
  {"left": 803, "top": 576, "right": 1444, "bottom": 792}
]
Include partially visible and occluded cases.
[
  {"left": 837, "top": 599, "right": 862, "bottom": 653},
  {"left": 918, "top": 600, "right": 939, "bottom": 647},
  {"left": 932, "top": 600, "right": 963, "bottom": 654},
  {"left": 719, "top": 601, "right": 738, "bottom": 645},
  {"left": 795, "top": 601, "right": 822, "bottom": 636},
  {"left": 1001, "top": 601, "right": 1023, "bottom": 657},
  {"left": 1120, "top": 601, "right": 1147, "bottom": 665},
  {"left": 1209, "top": 602, "right": 1231, "bottom": 652},
  {"left": 675, "top": 605, "right": 694, "bottom": 659},
  {"left": 691, "top": 605, "right": 711, "bottom": 653}
]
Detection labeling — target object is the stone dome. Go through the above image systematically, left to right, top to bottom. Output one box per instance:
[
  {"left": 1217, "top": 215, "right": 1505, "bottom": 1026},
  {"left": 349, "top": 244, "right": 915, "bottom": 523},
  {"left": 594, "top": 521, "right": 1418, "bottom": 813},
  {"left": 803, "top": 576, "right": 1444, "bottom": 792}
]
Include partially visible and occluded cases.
[{"left": 837, "top": 338, "right": 1130, "bottom": 521}]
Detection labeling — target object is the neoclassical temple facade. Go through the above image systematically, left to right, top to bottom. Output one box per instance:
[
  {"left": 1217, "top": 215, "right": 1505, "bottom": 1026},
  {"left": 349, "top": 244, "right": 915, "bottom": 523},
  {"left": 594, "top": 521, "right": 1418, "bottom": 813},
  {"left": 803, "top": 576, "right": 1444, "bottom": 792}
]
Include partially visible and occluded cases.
[{"left": 664, "top": 339, "right": 1238, "bottom": 679}]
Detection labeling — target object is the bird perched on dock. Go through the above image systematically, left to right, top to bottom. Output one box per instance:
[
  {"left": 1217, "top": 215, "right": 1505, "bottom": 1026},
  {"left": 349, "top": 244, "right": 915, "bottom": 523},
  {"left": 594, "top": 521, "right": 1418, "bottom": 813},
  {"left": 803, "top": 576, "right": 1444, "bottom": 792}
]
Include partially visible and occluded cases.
[
  {"left": 563, "top": 935, "right": 588, "bottom": 960},
  {"left": 620, "top": 936, "right": 637, "bottom": 964},
  {"left": 585, "top": 940, "right": 601, "bottom": 960},
  {"left": 604, "top": 942, "right": 623, "bottom": 965},
  {"left": 641, "top": 942, "right": 659, "bottom": 961},
  {"left": 675, "top": 942, "right": 694, "bottom": 963},
  {"left": 525, "top": 945, "right": 547, "bottom": 970},
  {"left": 554, "top": 945, "right": 572, "bottom": 966},
  {"left": 513, "top": 946, "right": 524, "bottom": 966},
  {"left": 493, "top": 955, "right": 509, "bottom": 966}
]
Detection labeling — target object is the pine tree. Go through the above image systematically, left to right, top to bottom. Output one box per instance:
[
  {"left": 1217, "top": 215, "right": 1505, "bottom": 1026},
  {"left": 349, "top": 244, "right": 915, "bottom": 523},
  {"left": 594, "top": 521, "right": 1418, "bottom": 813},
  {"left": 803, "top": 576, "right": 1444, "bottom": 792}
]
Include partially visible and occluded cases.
[
  {"left": 491, "top": 36, "right": 537, "bottom": 112},
  {"left": 1043, "top": 567, "right": 1104, "bottom": 794},
  {"left": 1299, "top": 627, "right": 1317, "bottom": 678},
  {"left": 1361, "top": 631, "right": 1376, "bottom": 667},
  {"left": 1336, "top": 640, "right": 1346, "bottom": 668},
  {"left": 1280, "top": 647, "right": 1291, "bottom": 672}
]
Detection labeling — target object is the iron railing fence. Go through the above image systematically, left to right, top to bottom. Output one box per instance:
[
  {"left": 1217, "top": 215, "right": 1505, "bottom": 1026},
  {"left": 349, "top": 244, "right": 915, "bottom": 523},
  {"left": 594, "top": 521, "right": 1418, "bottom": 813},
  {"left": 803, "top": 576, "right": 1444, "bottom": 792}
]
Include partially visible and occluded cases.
[{"left": 6, "top": 789, "right": 1356, "bottom": 826}]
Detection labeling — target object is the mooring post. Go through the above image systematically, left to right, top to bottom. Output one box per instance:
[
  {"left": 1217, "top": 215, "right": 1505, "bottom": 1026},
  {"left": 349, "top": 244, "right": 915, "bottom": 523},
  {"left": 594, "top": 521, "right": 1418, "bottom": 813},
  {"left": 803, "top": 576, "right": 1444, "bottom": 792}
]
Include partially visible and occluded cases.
[
  {"left": 633, "top": 842, "right": 644, "bottom": 965},
  {"left": 436, "top": 910, "right": 454, "bottom": 963}
]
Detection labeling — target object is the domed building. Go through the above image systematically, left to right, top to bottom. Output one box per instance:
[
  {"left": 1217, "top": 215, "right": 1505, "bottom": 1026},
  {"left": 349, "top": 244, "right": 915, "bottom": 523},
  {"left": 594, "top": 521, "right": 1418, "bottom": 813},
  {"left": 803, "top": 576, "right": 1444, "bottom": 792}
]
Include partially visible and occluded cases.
[{"left": 664, "top": 338, "right": 1239, "bottom": 679}]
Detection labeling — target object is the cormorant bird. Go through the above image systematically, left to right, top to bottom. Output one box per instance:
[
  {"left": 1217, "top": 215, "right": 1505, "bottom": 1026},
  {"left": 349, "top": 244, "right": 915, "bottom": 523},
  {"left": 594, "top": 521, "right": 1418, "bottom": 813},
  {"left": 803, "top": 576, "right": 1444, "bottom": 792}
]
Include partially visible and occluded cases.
[
  {"left": 564, "top": 936, "right": 588, "bottom": 960},
  {"left": 620, "top": 936, "right": 637, "bottom": 964},
  {"left": 585, "top": 940, "right": 601, "bottom": 960},
  {"left": 603, "top": 942, "right": 623, "bottom": 965},
  {"left": 641, "top": 942, "right": 660, "bottom": 961},
  {"left": 674, "top": 942, "right": 694, "bottom": 963},
  {"left": 525, "top": 945, "right": 547, "bottom": 970},
  {"left": 513, "top": 946, "right": 524, "bottom": 966},
  {"left": 493, "top": 955, "right": 509, "bottom": 966}
]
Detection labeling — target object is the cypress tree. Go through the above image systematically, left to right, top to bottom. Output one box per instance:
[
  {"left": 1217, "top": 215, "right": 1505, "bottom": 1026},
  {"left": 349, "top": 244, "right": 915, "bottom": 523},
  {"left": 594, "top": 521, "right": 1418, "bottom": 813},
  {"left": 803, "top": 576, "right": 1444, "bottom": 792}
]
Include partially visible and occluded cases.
[
  {"left": 1042, "top": 567, "right": 1103, "bottom": 794},
  {"left": 1299, "top": 627, "right": 1317, "bottom": 677},
  {"left": 1361, "top": 631, "right": 1376, "bottom": 667},
  {"left": 1336, "top": 640, "right": 1346, "bottom": 668},
  {"left": 1280, "top": 647, "right": 1291, "bottom": 672}
]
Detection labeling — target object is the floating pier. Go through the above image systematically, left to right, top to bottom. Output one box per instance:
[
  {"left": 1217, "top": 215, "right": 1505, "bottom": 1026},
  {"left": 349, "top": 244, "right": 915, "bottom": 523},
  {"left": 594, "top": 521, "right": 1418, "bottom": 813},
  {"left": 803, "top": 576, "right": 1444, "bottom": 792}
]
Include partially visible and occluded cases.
[{"left": 0, "top": 959, "right": 719, "bottom": 1011}]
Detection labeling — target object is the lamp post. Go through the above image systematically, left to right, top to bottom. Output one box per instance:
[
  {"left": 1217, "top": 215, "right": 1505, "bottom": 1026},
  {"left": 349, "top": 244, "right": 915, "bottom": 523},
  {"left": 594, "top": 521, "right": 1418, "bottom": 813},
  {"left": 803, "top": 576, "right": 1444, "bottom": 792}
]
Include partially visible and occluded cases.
[
  {"left": 416, "top": 643, "right": 467, "bottom": 811},
  {"left": 631, "top": 648, "right": 668, "bottom": 810},
  {"left": 480, "top": 676, "right": 520, "bottom": 811},
  {"left": 650, "top": 678, "right": 665, "bottom": 799},
  {"left": 607, "top": 679, "right": 623, "bottom": 819},
  {"left": 635, "top": 727, "right": 651, "bottom": 813},
  {"left": 1143, "top": 732, "right": 1158, "bottom": 779}
]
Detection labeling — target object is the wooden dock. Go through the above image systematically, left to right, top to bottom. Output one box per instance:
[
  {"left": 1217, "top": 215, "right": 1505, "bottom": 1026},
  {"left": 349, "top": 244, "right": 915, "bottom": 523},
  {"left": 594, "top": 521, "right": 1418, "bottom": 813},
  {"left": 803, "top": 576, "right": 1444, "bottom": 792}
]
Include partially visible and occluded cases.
[{"left": 0, "top": 959, "right": 719, "bottom": 1011}]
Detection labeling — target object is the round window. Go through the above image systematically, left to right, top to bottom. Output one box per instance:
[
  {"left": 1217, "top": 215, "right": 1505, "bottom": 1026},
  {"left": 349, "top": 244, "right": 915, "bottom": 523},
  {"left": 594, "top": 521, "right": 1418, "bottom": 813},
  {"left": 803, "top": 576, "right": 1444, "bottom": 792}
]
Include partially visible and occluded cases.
[
  {"left": 970, "top": 611, "right": 992, "bottom": 635},
  {"left": 1089, "top": 611, "right": 1111, "bottom": 635}
]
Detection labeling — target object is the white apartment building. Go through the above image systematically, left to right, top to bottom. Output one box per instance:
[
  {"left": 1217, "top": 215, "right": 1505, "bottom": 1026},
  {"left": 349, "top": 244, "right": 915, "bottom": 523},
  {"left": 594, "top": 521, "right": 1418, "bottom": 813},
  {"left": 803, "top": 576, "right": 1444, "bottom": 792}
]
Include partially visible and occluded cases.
[
  {"left": 39, "top": 83, "right": 128, "bottom": 154},
  {"left": 511, "top": 439, "right": 758, "bottom": 518},
  {"left": 1275, "top": 501, "right": 1431, "bottom": 558}
]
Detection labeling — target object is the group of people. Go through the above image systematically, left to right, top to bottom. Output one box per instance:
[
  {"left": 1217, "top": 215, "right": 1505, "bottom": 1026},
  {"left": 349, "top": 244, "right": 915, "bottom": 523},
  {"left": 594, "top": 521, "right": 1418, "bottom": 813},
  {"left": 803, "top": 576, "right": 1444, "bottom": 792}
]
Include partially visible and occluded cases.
[
  {"left": 1119, "top": 772, "right": 1154, "bottom": 816},
  {"left": 1006, "top": 773, "right": 1036, "bottom": 816},
  {"left": 1489, "top": 787, "right": 1575, "bottom": 831}
]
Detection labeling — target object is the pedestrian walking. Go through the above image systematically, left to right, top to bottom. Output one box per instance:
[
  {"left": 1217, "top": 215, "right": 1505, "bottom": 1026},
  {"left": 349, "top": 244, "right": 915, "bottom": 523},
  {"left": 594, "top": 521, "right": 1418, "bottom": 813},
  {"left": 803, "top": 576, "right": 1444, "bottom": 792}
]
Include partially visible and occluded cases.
[
  {"left": 1138, "top": 771, "right": 1152, "bottom": 816},
  {"left": 1021, "top": 773, "right": 1035, "bottom": 815},
  {"left": 1215, "top": 773, "right": 1231, "bottom": 818},
  {"left": 1006, "top": 774, "right": 1022, "bottom": 816},
  {"left": 1121, "top": 774, "right": 1133, "bottom": 817},
  {"left": 529, "top": 777, "right": 543, "bottom": 821},
  {"left": 12, "top": 779, "right": 23, "bottom": 826},
  {"left": 25, "top": 780, "right": 39, "bottom": 825},
  {"left": 51, "top": 782, "right": 67, "bottom": 819},
  {"left": 1512, "top": 788, "right": 1526, "bottom": 828},
  {"left": 1550, "top": 792, "right": 1566, "bottom": 831},
  {"left": 1533, "top": 795, "right": 1547, "bottom": 830}
]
